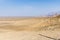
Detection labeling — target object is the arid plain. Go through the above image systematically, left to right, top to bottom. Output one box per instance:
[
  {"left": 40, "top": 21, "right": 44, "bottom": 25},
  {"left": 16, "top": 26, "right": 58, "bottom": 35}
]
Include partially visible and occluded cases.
[{"left": 0, "top": 15, "right": 60, "bottom": 40}]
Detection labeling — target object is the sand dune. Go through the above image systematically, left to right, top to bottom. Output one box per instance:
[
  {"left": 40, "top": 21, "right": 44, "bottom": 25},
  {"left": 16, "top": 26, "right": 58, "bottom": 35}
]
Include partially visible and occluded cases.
[
  {"left": 0, "top": 15, "right": 60, "bottom": 40},
  {"left": 0, "top": 16, "right": 60, "bottom": 31}
]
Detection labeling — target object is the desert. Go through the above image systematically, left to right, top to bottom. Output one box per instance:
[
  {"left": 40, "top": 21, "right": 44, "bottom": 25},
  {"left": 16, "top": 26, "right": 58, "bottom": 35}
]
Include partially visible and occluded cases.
[{"left": 0, "top": 15, "right": 60, "bottom": 40}]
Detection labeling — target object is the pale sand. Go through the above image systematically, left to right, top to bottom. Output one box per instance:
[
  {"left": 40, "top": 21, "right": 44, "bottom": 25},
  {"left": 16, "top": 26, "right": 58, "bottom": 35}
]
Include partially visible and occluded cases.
[
  {"left": 0, "top": 16, "right": 60, "bottom": 40},
  {"left": 0, "top": 30, "right": 60, "bottom": 40}
]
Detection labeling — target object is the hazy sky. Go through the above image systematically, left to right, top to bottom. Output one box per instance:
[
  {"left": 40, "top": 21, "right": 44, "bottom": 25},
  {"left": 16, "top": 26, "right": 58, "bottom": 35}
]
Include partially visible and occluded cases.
[{"left": 0, "top": 0, "right": 60, "bottom": 16}]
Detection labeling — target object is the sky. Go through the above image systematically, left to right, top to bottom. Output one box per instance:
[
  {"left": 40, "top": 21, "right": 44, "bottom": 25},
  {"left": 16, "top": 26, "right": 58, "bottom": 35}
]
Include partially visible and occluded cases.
[{"left": 0, "top": 0, "right": 60, "bottom": 16}]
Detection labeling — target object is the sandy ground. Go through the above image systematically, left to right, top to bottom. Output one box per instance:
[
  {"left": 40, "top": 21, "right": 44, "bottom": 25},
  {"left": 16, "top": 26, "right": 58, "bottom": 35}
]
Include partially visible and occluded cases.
[
  {"left": 0, "top": 17, "right": 60, "bottom": 40},
  {"left": 0, "top": 30, "right": 60, "bottom": 40}
]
